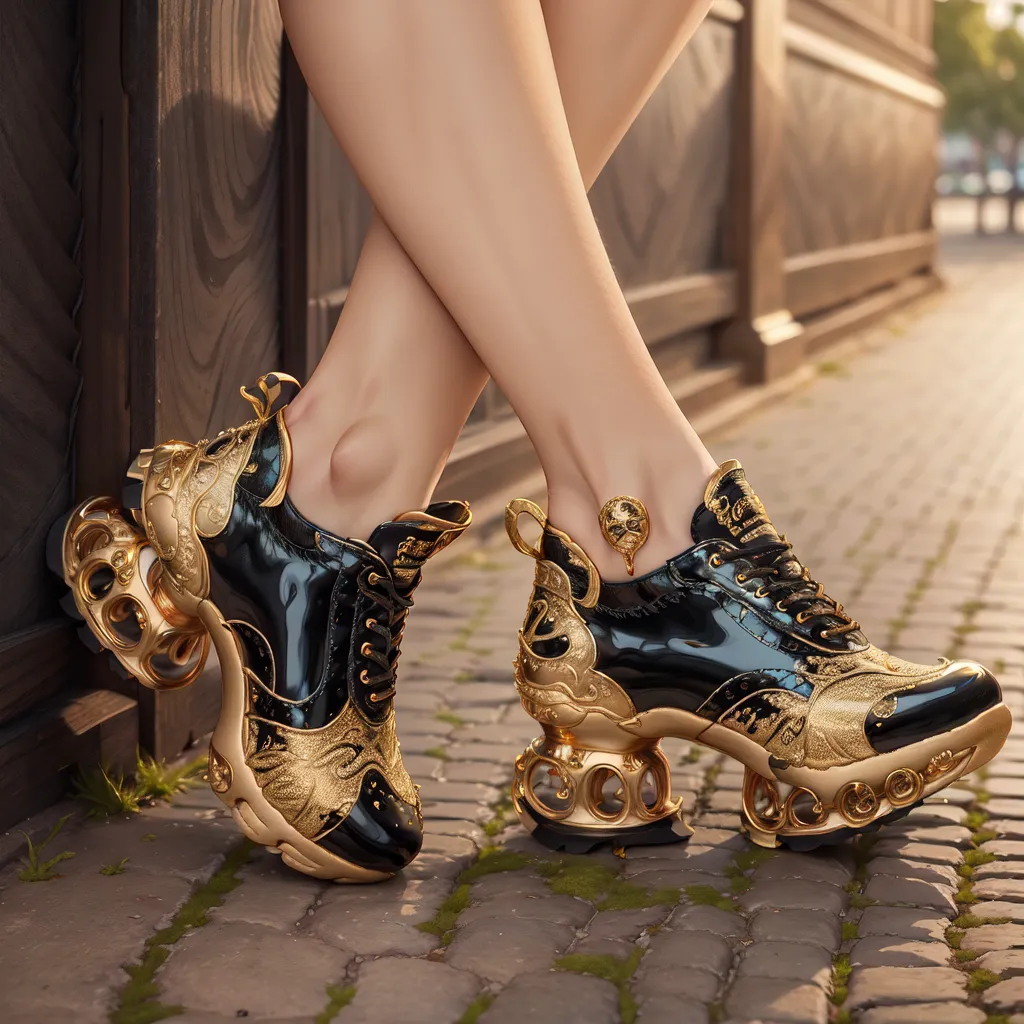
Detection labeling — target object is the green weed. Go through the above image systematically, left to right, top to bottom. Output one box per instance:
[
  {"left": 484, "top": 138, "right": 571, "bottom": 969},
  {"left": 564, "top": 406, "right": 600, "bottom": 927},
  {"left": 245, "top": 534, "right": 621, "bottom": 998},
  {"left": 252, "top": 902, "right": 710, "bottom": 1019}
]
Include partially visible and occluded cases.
[
  {"left": 134, "top": 752, "right": 205, "bottom": 801},
  {"left": 75, "top": 765, "right": 141, "bottom": 817},
  {"left": 18, "top": 814, "right": 75, "bottom": 882},
  {"left": 100, "top": 858, "right": 130, "bottom": 876}
]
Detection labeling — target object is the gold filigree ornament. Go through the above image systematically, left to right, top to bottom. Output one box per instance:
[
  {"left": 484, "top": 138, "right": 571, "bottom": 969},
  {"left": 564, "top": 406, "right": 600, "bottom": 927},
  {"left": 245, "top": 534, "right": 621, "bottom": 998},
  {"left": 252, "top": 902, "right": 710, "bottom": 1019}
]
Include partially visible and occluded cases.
[
  {"left": 60, "top": 496, "right": 209, "bottom": 688},
  {"left": 598, "top": 496, "right": 650, "bottom": 576},
  {"left": 244, "top": 699, "right": 419, "bottom": 841}
]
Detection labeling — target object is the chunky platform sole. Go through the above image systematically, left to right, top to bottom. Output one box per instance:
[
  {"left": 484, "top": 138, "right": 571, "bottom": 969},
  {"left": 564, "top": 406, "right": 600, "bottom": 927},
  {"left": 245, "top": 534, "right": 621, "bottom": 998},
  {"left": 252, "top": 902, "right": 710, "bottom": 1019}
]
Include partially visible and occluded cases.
[
  {"left": 49, "top": 472, "right": 392, "bottom": 883},
  {"left": 512, "top": 701, "right": 1011, "bottom": 853}
]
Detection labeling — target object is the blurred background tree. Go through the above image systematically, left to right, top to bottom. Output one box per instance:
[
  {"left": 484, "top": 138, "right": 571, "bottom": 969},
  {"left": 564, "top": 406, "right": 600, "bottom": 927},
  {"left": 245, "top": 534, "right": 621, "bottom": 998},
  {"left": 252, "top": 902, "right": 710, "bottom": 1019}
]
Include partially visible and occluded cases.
[{"left": 935, "top": 0, "right": 1024, "bottom": 232}]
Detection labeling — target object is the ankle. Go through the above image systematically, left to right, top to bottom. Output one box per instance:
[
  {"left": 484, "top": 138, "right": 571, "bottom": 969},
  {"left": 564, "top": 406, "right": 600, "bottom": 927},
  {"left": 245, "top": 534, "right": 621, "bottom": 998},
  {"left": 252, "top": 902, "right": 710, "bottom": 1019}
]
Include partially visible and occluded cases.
[
  {"left": 286, "top": 400, "right": 425, "bottom": 541},
  {"left": 545, "top": 447, "right": 717, "bottom": 581}
]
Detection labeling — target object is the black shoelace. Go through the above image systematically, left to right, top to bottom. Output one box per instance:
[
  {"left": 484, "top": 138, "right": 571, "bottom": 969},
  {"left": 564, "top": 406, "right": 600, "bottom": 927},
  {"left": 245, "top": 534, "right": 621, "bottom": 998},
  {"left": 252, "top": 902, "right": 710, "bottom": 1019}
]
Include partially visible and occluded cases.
[
  {"left": 716, "top": 538, "right": 859, "bottom": 639},
  {"left": 357, "top": 566, "right": 413, "bottom": 704}
]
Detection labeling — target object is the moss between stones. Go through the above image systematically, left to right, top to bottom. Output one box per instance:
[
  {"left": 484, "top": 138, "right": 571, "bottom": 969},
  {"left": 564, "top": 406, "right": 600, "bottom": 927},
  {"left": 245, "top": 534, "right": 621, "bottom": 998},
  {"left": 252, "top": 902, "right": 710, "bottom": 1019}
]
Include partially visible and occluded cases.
[
  {"left": 434, "top": 710, "right": 465, "bottom": 728},
  {"left": 424, "top": 747, "right": 450, "bottom": 761},
  {"left": 110, "top": 838, "right": 254, "bottom": 1024},
  {"left": 724, "top": 845, "right": 776, "bottom": 895},
  {"left": 457, "top": 848, "right": 531, "bottom": 884},
  {"left": 964, "top": 849, "right": 997, "bottom": 868},
  {"left": 533, "top": 855, "right": 680, "bottom": 912},
  {"left": 956, "top": 879, "right": 979, "bottom": 906},
  {"left": 416, "top": 884, "right": 470, "bottom": 945},
  {"left": 683, "top": 885, "right": 733, "bottom": 912},
  {"left": 953, "top": 912, "right": 1012, "bottom": 929},
  {"left": 841, "top": 921, "right": 859, "bottom": 942},
  {"left": 555, "top": 946, "right": 645, "bottom": 1024},
  {"left": 830, "top": 953, "right": 852, "bottom": 1007},
  {"left": 966, "top": 968, "right": 1002, "bottom": 993},
  {"left": 314, "top": 984, "right": 356, "bottom": 1024},
  {"left": 457, "top": 993, "right": 495, "bottom": 1024}
]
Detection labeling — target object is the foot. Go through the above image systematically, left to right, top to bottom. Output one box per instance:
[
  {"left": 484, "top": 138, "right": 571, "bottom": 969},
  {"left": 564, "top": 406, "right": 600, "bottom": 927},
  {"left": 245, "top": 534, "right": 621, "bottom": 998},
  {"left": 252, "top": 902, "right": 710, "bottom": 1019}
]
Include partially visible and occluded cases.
[
  {"left": 51, "top": 373, "right": 472, "bottom": 880},
  {"left": 505, "top": 461, "right": 1010, "bottom": 852}
]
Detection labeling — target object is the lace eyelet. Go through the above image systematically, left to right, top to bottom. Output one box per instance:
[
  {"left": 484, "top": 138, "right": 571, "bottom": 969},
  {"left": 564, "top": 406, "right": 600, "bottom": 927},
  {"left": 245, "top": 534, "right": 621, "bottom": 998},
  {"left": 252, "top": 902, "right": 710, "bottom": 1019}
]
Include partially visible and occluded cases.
[
  {"left": 709, "top": 553, "right": 722, "bottom": 568},
  {"left": 367, "top": 571, "right": 381, "bottom": 585},
  {"left": 736, "top": 573, "right": 747, "bottom": 583},
  {"left": 755, "top": 587, "right": 769, "bottom": 598},
  {"left": 775, "top": 600, "right": 788, "bottom": 612},
  {"left": 795, "top": 610, "right": 812, "bottom": 624},
  {"left": 366, "top": 617, "right": 378, "bottom": 630},
  {"left": 360, "top": 641, "right": 374, "bottom": 657},
  {"left": 359, "top": 668, "right": 371, "bottom": 684},
  {"left": 369, "top": 691, "right": 392, "bottom": 703}
]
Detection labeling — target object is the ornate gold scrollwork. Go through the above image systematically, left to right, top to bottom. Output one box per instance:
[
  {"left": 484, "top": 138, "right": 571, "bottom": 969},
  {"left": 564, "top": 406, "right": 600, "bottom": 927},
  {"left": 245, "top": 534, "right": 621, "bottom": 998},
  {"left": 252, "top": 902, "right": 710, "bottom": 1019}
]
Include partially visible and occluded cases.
[
  {"left": 884, "top": 767, "right": 925, "bottom": 808},
  {"left": 836, "top": 781, "right": 879, "bottom": 826}
]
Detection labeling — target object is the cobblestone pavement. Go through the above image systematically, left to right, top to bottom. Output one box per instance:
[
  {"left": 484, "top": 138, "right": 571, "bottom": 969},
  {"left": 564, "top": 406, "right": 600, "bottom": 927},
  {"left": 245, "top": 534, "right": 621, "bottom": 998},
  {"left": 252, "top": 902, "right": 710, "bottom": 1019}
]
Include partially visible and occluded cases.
[{"left": 3, "top": 234, "right": 1024, "bottom": 1024}]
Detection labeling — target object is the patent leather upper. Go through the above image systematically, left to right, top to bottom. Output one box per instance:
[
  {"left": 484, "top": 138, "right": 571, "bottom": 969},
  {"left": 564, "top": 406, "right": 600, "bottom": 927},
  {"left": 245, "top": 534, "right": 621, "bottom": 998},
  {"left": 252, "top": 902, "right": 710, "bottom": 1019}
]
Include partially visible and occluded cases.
[{"left": 538, "top": 463, "right": 1002, "bottom": 758}]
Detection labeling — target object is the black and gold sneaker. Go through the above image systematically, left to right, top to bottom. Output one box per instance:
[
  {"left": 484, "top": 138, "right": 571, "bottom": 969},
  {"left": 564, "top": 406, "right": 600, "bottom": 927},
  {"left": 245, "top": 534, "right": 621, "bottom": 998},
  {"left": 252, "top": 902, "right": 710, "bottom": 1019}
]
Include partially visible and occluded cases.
[
  {"left": 50, "top": 373, "right": 471, "bottom": 881},
  {"left": 505, "top": 461, "right": 1010, "bottom": 852}
]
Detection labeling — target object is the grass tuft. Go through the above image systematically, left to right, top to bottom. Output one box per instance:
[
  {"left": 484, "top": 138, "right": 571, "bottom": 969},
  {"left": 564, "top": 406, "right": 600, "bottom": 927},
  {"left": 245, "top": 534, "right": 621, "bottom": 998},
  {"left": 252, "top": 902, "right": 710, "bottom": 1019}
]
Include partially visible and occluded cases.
[
  {"left": 424, "top": 747, "right": 450, "bottom": 761},
  {"left": 134, "top": 752, "right": 205, "bottom": 801},
  {"left": 75, "top": 765, "right": 142, "bottom": 817},
  {"left": 18, "top": 814, "right": 76, "bottom": 882},
  {"left": 964, "top": 849, "right": 997, "bottom": 868},
  {"left": 101, "top": 858, "right": 130, "bottom": 876},
  {"left": 841, "top": 921, "right": 859, "bottom": 942},
  {"left": 954, "top": 948, "right": 981, "bottom": 962},
  {"left": 315, "top": 984, "right": 356, "bottom": 1024}
]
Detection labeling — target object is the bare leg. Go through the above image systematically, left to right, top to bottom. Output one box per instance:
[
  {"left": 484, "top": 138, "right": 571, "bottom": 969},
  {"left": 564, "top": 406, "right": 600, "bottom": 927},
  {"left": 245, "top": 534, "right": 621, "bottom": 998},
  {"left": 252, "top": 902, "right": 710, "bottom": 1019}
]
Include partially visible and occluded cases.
[{"left": 283, "top": 0, "right": 715, "bottom": 576}]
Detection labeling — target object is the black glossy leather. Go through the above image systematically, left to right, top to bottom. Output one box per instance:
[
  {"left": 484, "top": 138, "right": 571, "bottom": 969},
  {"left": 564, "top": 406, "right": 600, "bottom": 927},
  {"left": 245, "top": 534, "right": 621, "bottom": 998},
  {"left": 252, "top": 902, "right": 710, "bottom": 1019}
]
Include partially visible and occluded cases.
[
  {"left": 198, "top": 415, "right": 468, "bottom": 872},
  {"left": 537, "top": 464, "right": 1002, "bottom": 757},
  {"left": 866, "top": 664, "right": 1002, "bottom": 753},
  {"left": 317, "top": 769, "right": 423, "bottom": 872}
]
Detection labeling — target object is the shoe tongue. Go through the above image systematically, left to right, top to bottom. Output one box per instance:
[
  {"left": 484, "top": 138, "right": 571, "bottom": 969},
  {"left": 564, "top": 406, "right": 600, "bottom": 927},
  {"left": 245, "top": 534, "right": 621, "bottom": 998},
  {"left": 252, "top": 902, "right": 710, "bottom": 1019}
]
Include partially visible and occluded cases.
[
  {"left": 690, "top": 460, "right": 782, "bottom": 549},
  {"left": 369, "top": 501, "right": 472, "bottom": 590}
]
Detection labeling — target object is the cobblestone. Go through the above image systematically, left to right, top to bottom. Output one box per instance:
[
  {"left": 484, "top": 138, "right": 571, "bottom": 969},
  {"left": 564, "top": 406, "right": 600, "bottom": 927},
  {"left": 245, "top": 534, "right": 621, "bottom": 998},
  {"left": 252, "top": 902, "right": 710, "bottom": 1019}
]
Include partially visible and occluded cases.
[{"left": 3, "top": 235, "right": 1024, "bottom": 1022}]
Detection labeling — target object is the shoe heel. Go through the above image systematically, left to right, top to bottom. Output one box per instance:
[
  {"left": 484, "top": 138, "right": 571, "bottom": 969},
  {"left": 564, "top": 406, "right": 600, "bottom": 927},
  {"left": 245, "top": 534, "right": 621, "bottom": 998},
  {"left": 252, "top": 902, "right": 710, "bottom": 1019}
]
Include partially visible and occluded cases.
[
  {"left": 49, "top": 495, "right": 209, "bottom": 689},
  {"left": 512, "top": 730, "right": 691, "bottom": 853}
]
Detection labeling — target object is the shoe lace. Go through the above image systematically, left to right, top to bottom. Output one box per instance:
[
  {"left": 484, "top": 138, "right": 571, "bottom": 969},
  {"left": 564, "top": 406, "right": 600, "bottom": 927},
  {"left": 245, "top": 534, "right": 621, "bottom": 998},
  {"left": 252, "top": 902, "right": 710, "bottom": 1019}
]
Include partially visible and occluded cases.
[
  {"left": 716, "top": 538, "right": 860, "bottom": 639},
  {"left": 356, "top": 566, "right": 413, "bottom": 704}
]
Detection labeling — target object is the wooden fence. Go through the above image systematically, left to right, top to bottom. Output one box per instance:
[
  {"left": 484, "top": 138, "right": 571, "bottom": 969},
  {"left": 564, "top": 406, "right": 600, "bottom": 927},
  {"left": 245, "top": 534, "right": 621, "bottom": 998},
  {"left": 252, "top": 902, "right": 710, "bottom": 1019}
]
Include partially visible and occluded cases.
[{"left": 0, "top": 0, "right": 942, "bottom": 826}]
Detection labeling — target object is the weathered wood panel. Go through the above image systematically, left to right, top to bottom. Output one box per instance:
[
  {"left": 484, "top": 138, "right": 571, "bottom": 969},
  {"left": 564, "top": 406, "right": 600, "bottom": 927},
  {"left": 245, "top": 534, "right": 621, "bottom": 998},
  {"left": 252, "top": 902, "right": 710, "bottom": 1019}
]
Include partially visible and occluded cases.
[
  {"left": 0, "top": 0, "right": 81, "bottom": 638},
  {"left": 153, "top": 0, "right": 284, "bottom": 442},
  {"left": 589, "top": 14, "right": 736, "bottom": 289},
  {"left": 783, "top": 50, "right": 939, "bottom": 260}
]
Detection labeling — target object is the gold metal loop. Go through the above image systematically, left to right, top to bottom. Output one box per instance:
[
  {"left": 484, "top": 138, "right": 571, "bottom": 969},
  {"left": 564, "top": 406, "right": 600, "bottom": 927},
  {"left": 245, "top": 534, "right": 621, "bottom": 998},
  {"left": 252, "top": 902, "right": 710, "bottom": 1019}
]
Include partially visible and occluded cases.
[
  {"left": 504, "top": 498, "right": 547, "bottom": 559},
  {"left": 709, "top": 553, "right": 722, "bottom": 568},
  {"left": 360, "top": 642, "right": 374, "bottom": 658}
]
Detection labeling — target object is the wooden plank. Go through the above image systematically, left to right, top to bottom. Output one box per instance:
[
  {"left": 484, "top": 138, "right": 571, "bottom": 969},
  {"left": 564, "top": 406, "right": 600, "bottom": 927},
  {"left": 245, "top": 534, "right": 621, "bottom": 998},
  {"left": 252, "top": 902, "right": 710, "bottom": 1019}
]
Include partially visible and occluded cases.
[
  {"left": 0, "top": 0, "right": 81, "bottom": 640},
  {"left": 77, "top": 0, "right": 133, "bottom": 500},
  {"left": 152, "top": 0, "right": 284, "bottom": 441},
  {"left": 719, "top": 0, "right": 804, "bottom": 382},
  {"left": 788, "top": 0, "right": 936, "bottom": 77},
  {"left": 784, "top": 21, "right": 943, "bottom": 109},
  {"left": 280, "top": 37, "right": 312, "bottom": 383},
  {"left": 785, "top": 230, "right": 937, "bottom": 318},
  {"left": 625, "top": 271, "right": 736, "bottom": 345},
  {"left": 0, "top": 621, "right": 76, "bottom": 728},
  {"left": 0, "top": 688, "right": 137, "bottom": 829}
]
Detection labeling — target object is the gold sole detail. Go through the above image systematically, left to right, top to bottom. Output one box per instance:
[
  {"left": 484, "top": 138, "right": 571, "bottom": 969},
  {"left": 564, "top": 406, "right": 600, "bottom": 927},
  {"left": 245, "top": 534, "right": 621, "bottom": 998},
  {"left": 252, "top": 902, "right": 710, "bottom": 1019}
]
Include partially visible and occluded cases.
[{"left": 512, "top": 730, "right": 686, "bottom": 836}]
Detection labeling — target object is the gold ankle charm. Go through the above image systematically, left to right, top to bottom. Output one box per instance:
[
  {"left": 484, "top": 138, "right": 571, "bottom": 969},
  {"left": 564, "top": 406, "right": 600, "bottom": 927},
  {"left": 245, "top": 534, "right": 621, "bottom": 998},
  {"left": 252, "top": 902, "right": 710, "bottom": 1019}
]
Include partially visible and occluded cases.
[{"left": 598, "top": 496, "right": 650, "bottom": 575}]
